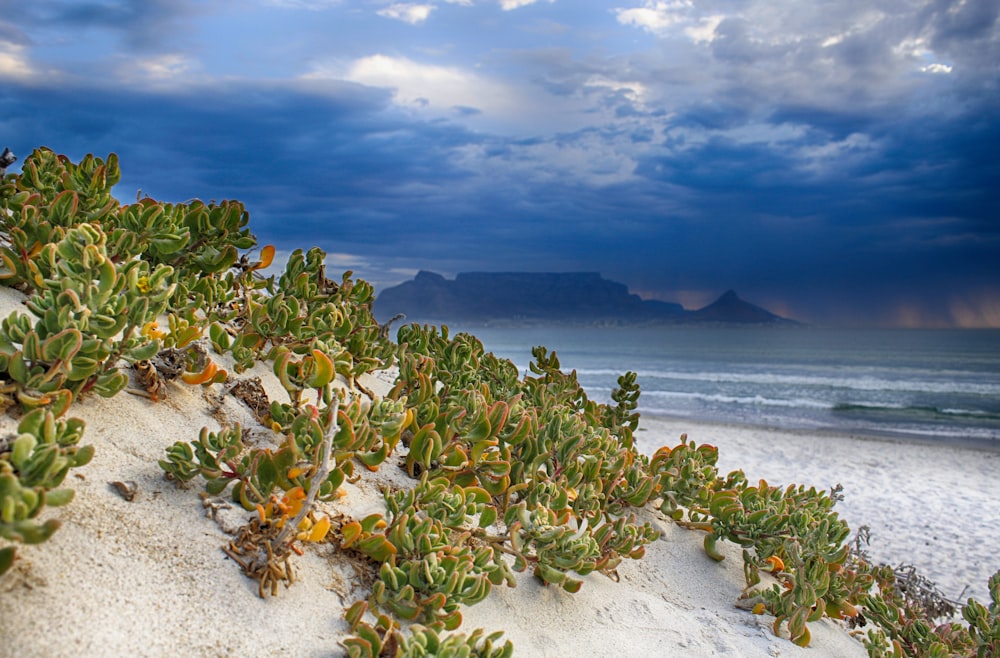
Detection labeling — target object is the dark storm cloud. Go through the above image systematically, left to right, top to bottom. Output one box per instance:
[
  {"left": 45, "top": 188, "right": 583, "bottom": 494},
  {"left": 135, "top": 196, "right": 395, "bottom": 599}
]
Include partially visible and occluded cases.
[
  {"left": 2, "top": 0, "right": 999, "bottom": 325},
  {"left": 11, "top": 0, "right": 197, "bottom": 52},
  {"left": 924, "top": 0, "right": 1000, "bottom": 47},
  {"left": 0, "top": 21, "right": 29, "bottom": 46},
  {"left": 4, "top": 61, "right": 997, "bottom": 326},
  {"left": 1, "top": 77, "right": 502, "bottom": 263}
]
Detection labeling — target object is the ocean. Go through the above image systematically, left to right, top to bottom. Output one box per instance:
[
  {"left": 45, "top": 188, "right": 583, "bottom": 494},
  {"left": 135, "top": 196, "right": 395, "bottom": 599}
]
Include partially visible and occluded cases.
[{"left": 446, "top": 326, "right": 1000, "bottom": 449}]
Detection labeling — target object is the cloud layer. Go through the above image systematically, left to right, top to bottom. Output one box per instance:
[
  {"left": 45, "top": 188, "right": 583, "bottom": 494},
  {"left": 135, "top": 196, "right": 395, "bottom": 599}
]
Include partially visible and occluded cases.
[{"left": 1, "top": 0, "right": 998, "bottom": 325}]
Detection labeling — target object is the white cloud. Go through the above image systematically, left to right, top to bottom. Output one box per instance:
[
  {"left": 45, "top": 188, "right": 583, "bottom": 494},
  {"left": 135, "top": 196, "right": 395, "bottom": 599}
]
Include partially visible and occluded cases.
[
  {"left": 259, "top": 0, "right": 343, "bottom": 8},
  {"left": 499, "top": 0, "right": 551, "bottom": 10},
  {"left": 615, "top": 1, "right": 693, "bottom": 35},
  {"left": 615, "top": 1, "right": 725, "bottom": 45},
  {"left": 377, "top": 3, "right": 435, "bottom": 24},
  {"left": 820, "top": 10, "right": 886, "bottom": 48},
  {"left": 684, "top": 14, "right": 724, "bottom": 44},
  {"left": 893, "top": 36, "right": 929, "bottom": 59},
  {"left": 893, "top": 37, "right": 954, "bottom": 75},
  {"left": 0, "top": 42, "right": 34, "bottom": 79},
  {"left": 304, "top": 53, "right": 605, "bottom": 135},
  {"left": 114, "top": 54, "right": 200, "bottom": 84},
  {"left": 314, "top": 54, "right": 518, "bottom": 119},
  {"left": 344, "top": 54, "right": 477, "bottom": 107},
  {"left": 921, "top": 63, "right": 953, "bottom": 74},
  {"left": 584, "top": 75, "right": 648, "bottom": 107},
  {"left": 454, "top": 126, "right": 647, "bottom": 188}
]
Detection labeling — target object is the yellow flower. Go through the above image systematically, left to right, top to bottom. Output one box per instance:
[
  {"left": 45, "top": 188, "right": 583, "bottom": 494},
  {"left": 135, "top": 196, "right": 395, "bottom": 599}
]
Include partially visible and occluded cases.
[
  {"left": 136, "top": 275, "right": 151, "bottom": 293},
  {"left": 141, "top": 321, "right": 167, "bottom": 340}
]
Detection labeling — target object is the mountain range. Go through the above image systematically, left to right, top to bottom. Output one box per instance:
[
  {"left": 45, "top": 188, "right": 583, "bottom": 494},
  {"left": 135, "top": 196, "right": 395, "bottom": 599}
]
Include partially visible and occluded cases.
[{"left": 373, "top": 271, "right": 798, "bottom": 326}]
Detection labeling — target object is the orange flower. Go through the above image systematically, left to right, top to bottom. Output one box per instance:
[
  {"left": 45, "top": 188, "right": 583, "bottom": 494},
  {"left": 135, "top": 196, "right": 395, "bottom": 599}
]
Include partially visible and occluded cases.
[{"left": 765, "top": 555, "right": 785, "bottom": 573}]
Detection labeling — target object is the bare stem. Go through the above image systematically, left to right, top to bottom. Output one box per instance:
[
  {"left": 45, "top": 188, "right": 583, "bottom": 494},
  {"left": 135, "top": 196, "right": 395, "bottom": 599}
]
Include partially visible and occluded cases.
[{"left": 273, "top": 395, "right": 338, "bottom": 549}]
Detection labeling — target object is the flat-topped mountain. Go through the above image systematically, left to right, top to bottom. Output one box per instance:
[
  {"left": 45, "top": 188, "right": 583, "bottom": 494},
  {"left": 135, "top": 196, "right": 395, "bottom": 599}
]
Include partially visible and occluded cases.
[{"left": 374, "top": 271, "right": 798, "bottom": 326}]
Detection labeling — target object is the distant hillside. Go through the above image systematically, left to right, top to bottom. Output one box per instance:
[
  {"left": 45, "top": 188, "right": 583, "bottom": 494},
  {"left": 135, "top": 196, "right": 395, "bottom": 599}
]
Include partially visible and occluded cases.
[
  {"left": 374, "top": 271, "right": 798, "bottom": 326},
  {"left": 374, "top": 271, "right": 684, "bottom": 325},
  {"left": 685, "top": 289, "right": 793, "bottom": 324}
]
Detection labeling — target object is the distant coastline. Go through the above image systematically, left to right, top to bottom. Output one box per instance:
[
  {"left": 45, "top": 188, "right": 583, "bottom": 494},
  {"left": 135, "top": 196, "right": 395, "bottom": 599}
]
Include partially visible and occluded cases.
[{"left": 374, "top": 271, "right": 799, "bottom": 327}]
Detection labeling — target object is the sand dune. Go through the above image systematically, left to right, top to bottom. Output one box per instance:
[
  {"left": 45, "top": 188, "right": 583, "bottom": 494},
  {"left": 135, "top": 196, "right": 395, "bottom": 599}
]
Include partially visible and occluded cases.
[{"left": 3, "top": 284, "right": 995, "bottom": 657}]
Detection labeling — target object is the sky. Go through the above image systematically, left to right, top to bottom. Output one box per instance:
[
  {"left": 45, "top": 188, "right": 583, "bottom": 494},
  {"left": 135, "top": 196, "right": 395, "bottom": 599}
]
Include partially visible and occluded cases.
[{"left": 1, "top": 0, "right": 998, "bottom": 327}]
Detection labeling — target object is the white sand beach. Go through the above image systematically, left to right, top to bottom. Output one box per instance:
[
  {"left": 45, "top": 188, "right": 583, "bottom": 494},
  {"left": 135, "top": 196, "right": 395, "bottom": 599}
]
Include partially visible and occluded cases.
[
  {"left": 1, "top": 284, "right": 996, "bottom": 658},
  {"left": 637, "top": 417, "right": 999, "bottom": 607}
]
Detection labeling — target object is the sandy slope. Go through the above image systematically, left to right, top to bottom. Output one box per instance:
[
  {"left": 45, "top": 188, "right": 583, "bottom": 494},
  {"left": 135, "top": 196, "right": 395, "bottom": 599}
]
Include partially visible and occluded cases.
[{"left": 6, "top": 284, "right": 993, "bottom": 657}]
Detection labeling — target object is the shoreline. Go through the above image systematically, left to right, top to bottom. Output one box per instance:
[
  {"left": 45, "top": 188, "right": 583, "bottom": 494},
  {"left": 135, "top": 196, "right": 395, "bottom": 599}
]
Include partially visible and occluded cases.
[
  {"left": 638, "top": 411, "right": 1000, "bottom": 453},
  {"left": 636, "top": 414, "right": 999, "bottom": 605}
]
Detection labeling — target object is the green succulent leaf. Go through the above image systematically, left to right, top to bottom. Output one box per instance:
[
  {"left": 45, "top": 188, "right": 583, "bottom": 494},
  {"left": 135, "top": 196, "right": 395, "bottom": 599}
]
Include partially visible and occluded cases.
[
  {"left": 92, "top": 370, "right": 128, "bottom": 397},
  {"left": 43, "top": 488, "right": 75, "bottom": 507},
  {"left": 0, "top": 546, "right": 15, "bottom": 576}
]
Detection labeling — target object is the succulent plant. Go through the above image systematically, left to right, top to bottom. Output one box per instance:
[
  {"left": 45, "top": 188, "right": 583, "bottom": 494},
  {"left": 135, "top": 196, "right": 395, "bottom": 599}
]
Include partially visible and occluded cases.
[
  {"left": 0, "top": 149, "right": 120, "bottom": 293},
  {"left": 0, "top": 222, "right": 175, "bottom": 406},
  {"left": 386, "top": 323, "right": 661, "bottom": 618},
  {"left": 160, "top": 373, "right": 412, "bottom": 598},
  {"left": 160, "top": 402, "right": 349, "bottom": 512},
  {"left": 0, "top": 408, "right": 91, "bottom": 574},
  {"left": 648, "top": 436, "right": 722, "bottom": 520},
  {"left": 668, "top": 468, "right": 861, "bottom": 647},
  {"left": 337, "top": 475, "right": 515, "bottom": 626},
  {"left": 858, "top": 565, "right": 1000, "bottom": 658},
  {"left": 964, "top": 571, "right": 1000, "bottom": 657},
  {"left": 342, "top": 601, "right": 512, "bottom": 658}
]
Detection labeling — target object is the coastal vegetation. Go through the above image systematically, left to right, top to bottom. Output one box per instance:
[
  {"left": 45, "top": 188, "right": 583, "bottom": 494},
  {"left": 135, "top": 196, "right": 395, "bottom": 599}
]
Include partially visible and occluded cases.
[{"left": 1, "top": 147, "right": 997, "bottom": 657}]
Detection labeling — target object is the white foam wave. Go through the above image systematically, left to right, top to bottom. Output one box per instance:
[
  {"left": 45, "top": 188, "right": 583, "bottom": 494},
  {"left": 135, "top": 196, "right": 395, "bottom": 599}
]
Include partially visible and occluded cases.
[
  {"left": 574, "top": 367, "right": 1000, "bottom": 396},
  {"left": 642, "top": 389, "right": 833, "bottom": 410}
]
